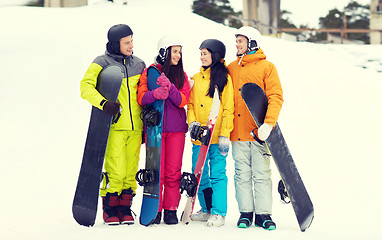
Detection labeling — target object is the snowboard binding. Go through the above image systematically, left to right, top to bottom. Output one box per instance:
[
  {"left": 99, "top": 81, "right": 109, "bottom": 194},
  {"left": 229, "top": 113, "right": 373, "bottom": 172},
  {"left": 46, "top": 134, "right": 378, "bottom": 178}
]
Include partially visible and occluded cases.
[
  {"left": 141, "top": 105, "right": 161, "bottom": 127},
  {"left": 190, "top": 125, "right": 211, "bottom": 146},
  {"left": 135, "top": 169, "right": 159, "bottom": 186},
  {"left": 179, "top": 172, "right": 198, "bottom": 197},
  {"left": 278, "top": 180, "right": 290, "bottom": 204}
]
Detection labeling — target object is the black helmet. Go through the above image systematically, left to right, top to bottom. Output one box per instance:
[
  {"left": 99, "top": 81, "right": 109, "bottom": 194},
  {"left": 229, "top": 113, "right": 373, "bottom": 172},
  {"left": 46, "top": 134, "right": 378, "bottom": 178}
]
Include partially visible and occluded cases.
[
  {"left": 106, "top": 24, "right": 133, "bottom": 55},
  {"left": 107, "top": 24, "right": 133, "bottom": 42},
  {"left": 199, "top": 39, "right": 226, "bottom": 64}
]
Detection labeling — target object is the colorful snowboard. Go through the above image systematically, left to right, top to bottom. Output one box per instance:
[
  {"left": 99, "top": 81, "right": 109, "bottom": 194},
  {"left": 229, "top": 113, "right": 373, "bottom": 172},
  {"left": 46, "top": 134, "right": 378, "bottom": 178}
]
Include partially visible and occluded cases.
[
  {"left": 72, "top": 65, "right": 124, "bottom": 227},
  {"left": 137, "top": 66, "right": 163, "bottom": 226},
  {"left": 241, "top": 82, "right": 314, "bottom": 232},
  {"left": 180, "top": 87, "right": 221, "bottom": 224}
]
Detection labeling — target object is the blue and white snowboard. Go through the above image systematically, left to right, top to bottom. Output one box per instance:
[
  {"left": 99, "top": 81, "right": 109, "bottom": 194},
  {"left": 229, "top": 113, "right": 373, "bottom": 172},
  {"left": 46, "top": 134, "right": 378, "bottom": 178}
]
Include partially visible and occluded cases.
[{"left": 137, "top": 66, "right": 163, "bottom": 226}]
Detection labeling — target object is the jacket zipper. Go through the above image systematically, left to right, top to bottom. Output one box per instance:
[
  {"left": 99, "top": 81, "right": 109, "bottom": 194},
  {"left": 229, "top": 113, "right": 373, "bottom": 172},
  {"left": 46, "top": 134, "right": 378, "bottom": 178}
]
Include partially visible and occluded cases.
[{"left": 123, "top": 59, "right": 134, "bottom": 130}]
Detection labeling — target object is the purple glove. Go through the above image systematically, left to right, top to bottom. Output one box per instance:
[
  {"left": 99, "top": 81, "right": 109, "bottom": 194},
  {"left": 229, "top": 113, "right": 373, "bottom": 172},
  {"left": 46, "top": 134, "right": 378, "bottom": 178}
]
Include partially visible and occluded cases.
[
  {"left": 157, "top": 73, "right": 171, "bottom": 91},
  {"left": 153, "top": 85, "right": 169, "bottom": 100}
]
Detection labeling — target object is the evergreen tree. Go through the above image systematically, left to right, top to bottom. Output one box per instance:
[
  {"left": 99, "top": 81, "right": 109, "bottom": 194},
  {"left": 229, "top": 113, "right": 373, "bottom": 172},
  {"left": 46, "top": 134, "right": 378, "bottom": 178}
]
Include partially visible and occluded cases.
[
  {"left": 25, "top": 0, "right": 44, "bottom": 7},
  {"left": 192, "top": 0, "right": 242, "bottom": 28},
  {"left": 318, "top": 1, "right": 369, "bottom": 43},
  {"left": 344, "top": 1, "right": 370, "bottom": 43},
  {"left": 280, "top": 10, "right": 296, "bottom": 29},
  {"left": 280, "top": 10, "right": 314, "bottom": 42}
]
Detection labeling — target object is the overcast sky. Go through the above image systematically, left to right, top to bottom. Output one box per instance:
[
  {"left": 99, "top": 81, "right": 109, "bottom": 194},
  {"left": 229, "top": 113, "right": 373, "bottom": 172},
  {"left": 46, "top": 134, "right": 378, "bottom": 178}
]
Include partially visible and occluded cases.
[{"left": 230, "top": 0, "right": 372, "bottom": 28}]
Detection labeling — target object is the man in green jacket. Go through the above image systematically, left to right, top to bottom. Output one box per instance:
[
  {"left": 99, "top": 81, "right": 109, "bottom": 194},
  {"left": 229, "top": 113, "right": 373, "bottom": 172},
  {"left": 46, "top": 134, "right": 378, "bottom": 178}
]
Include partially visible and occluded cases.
[{"left": 80, "top": 24, "right": 145, "bottom": 225}]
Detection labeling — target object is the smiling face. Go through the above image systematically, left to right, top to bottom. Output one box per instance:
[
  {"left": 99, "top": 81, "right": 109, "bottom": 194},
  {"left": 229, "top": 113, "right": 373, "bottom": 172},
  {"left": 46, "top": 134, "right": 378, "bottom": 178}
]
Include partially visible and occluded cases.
[
  {"left": 119, "top": 35, "right": 133, "bottom": 56},
  {"left": 235, "top": 35, "right": 248, "bottom": 56},
  {"left": 170, "top": 46, "right": 182, "bottom": 65},
  {"left": 200, "top": 48, "right": 212, "bottom": 67}
]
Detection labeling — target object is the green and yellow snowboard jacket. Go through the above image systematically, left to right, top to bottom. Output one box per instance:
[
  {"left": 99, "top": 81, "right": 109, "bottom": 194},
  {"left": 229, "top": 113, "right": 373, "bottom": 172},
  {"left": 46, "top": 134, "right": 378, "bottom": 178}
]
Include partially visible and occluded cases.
[{"left": 80, "top": 51, "right": 146, "bottom": 131}]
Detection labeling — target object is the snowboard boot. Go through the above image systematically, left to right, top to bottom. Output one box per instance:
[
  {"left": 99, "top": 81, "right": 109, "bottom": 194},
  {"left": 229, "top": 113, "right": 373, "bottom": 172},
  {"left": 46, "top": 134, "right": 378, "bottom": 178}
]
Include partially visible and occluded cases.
[
  {"left": 191, "top": 187, "right": 213, "bottom": 222},
  {"left": 119, "top": 189, "right": 135, "bottom": 225},
  {"left": 102, "top": 192, "right": 120, "bottom": 225},
  {"left": 164, "top": 210, "right": 178, "bottom": 225},
  {"left": 191, "top": 210, "right": 211, "bottom": 222},
  {"left": 152, "top": 212, "right": 162, "bottom": 224},
  {"left": 237, "top": 212, "right": 254, "bottom": 228},
  {"left": 206, "top": 214, "right": 225, "bottom": 227},
  {"left": 255, "top": 214, "right": 276, "bottom": 230}
]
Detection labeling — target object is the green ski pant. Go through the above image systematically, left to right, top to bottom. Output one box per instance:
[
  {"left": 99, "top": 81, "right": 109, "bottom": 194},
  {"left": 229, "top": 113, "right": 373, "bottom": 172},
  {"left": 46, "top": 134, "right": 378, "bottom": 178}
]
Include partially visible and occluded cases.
[{"left": 100, "top": 130, "right": 141, "bottom": 197}]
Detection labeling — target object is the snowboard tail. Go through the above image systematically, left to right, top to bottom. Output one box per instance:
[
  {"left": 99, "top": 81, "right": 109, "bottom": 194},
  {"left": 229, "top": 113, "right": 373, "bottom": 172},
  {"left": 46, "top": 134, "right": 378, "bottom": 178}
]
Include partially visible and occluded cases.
[
  {"left": 72, "top": 65, "right": 124, "bottom": 227},
  {"left": 241, "top": 82, "right": 314, "bottom": 232}
]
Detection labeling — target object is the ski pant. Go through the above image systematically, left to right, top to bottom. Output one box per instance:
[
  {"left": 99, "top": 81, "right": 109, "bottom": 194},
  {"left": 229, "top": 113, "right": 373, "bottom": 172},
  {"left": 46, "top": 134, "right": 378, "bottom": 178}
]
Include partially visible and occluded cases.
[
  {"left": 100, "top": 129, "right": 142, "bottom": 197},
  {"left": 158, "top": 132, "right": 185, "bottom": 211},
  {"left": 232, "top": 141, "right": 272, "bottom": 214},
  {"left": 191, "top": 143, "right": 228, "bottom": 216}
]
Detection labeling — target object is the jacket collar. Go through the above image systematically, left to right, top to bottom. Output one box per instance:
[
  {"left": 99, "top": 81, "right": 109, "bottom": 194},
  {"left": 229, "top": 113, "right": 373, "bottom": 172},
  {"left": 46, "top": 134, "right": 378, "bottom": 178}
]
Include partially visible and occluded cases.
[
  {"left": 237, "top": 48, "right": 266, "bottom": 65},
  {"left": 105, "top": 50, "right": 133, "bottom": 65},
  {"left": 200, "top": 65, "right": 211, "bottom": 79}
]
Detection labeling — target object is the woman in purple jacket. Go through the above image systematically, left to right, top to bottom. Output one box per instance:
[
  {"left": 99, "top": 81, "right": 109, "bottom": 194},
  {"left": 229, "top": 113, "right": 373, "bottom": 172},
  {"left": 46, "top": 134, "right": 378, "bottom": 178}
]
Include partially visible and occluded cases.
[{"left": 138, "top": 36, "right": 190, "bottom": 225}]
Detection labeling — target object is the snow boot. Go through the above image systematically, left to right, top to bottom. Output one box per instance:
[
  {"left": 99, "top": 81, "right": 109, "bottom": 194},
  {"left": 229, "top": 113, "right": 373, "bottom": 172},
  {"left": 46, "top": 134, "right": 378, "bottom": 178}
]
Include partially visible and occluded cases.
[
  {"left": 191, "top": 187, "right": 213, "bottom": 222},
  {"left": 119, "top": 189, "right": 134, "bottom": 225},
  {"left": 102, "top": 192, "right": 120, "bottom": 225},
  {"left": 164, "top": 210, "right": 178, "bottom": 225},
  {"left": 191, "top": 210, "right": 211, "bottom": 222},
  {"left": 152, "top": 212, "right": 162, "bottom": 224},
  {"left": 237, "top": 212, "right": 253, "bottom": 228},
  {"left": 206, "top": 214, "right": 225, "bottom": 227},
  {"left": 255, "top": 214, "right": 276, "bottom": 230}
]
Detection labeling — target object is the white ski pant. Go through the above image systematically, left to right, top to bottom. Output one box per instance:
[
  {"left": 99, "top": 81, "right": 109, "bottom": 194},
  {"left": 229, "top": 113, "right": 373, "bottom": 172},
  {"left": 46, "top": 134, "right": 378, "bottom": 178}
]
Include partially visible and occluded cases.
[{"left": 232, "top": 141, "right": 272, "bottom": 214}]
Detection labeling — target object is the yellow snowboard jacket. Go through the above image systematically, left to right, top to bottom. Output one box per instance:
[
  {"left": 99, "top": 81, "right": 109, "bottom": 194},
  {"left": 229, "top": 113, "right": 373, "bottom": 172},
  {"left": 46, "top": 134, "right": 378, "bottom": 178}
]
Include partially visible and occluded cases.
[{"left": 187, "top": 66, "right": 234, "bottom": 145}]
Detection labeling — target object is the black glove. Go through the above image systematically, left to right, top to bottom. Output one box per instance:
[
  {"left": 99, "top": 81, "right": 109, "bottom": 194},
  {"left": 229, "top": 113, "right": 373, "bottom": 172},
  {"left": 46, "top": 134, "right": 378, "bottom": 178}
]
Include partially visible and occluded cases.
[{"left": 103, "top": 101, "right": 120, "bottom": 115}]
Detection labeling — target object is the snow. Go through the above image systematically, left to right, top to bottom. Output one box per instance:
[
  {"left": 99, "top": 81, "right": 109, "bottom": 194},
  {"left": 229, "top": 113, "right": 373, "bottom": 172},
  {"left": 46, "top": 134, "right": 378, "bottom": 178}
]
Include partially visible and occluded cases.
[{"left": 1, "top": 0, "right": 382, "bottom": 239}]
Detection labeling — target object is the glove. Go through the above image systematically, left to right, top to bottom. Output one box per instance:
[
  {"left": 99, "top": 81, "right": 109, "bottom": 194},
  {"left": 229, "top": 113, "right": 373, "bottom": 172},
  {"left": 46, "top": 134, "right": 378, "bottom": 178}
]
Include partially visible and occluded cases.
[
  {"left": 157, "top": 73, "right": 171, "bottom": 90},
  {"left": 153, "top": 85, "right": 169, "bottom": 100},
  {"left": 103, "top": 101, "right": 121, "bottom": 115},
  {"left": 188, "top": 121, "right": 201, "bottom": 141},
  {"left": 188, "top": 121, "right": 201, "bottom": 133},
  {"left": 258, "top": 123, "right": 273, "bottom": 141},
  {"left": 218, "top": 136, "right": 230, "bottom": 156}
]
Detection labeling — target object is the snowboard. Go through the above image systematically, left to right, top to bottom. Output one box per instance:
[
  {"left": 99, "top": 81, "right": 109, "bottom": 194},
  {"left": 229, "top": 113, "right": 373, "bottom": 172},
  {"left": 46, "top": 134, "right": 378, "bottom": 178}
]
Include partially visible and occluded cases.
[
  {"left": 73, "top": 65, "right": 124, "bottom": 227},
  {"left": 136, "top": 66, "right": 163, "bottom": 226},
  {"left": 241, "top": 82, "right": 314, "bottom": 232},
  {"left": 180, "top": 87, "right": 221, "bottom": 224}
]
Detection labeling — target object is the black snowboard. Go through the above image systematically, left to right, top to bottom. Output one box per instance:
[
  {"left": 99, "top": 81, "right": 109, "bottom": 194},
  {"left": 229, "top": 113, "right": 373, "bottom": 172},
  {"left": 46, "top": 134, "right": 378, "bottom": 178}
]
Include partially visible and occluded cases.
[
  {"left": 73, "top": 65, "right": 124, "bottom": 227},
  {"left": 241, "top": 82, "right": 314, "bottom": 232}
]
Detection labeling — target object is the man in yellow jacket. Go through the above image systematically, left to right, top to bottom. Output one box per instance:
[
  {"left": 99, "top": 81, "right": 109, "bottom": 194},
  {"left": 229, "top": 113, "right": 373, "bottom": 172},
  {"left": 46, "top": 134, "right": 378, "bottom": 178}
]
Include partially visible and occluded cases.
[
  {"left": 80, "top": 24, "right": 145, "bottom": 225},
  {"left": 228, "top": 26, "right": 283, "bottom": 230}
]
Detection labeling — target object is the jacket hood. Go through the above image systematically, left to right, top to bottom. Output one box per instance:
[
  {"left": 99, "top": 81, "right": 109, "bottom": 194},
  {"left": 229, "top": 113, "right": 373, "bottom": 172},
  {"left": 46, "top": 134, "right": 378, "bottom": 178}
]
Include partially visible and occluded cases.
[{"left": 237, "top": 48, "right": 266, "bottom": 65}]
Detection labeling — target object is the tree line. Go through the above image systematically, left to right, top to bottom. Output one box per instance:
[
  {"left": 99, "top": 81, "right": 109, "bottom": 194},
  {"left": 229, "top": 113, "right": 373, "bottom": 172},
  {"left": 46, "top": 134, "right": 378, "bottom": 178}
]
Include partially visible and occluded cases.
[
  {"left": 192, "top": 0, "right": 370, "bottom": 43},
  {"left": 281, "top": 1, "right": 370, "bottom": 43}
]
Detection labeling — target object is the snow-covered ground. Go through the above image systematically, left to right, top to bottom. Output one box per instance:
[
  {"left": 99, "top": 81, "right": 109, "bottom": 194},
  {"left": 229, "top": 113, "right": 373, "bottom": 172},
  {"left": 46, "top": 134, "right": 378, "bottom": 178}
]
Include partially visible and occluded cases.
[{"left": 1, "top": 0, "right": 382, "bottom": 239}]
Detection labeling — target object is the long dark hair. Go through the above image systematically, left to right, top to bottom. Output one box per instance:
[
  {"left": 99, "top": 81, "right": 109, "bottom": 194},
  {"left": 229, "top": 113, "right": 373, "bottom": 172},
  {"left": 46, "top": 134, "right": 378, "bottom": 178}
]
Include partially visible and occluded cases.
[
  {"left": 161, "top": 47, "right": 185, "bottom": 90},
  {"left": 206, "top": 61, "right": 229, "bottom": 98}
]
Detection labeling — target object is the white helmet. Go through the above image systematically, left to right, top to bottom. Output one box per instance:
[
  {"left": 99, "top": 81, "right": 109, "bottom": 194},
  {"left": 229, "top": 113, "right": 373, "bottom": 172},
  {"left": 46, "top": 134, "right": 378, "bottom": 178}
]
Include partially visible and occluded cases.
[
  {"left": 235, "top": 26, "right": 262, "bottom": 52},
  {"left": 156, "top": 35, "right": 182, "bottom": 64}
]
